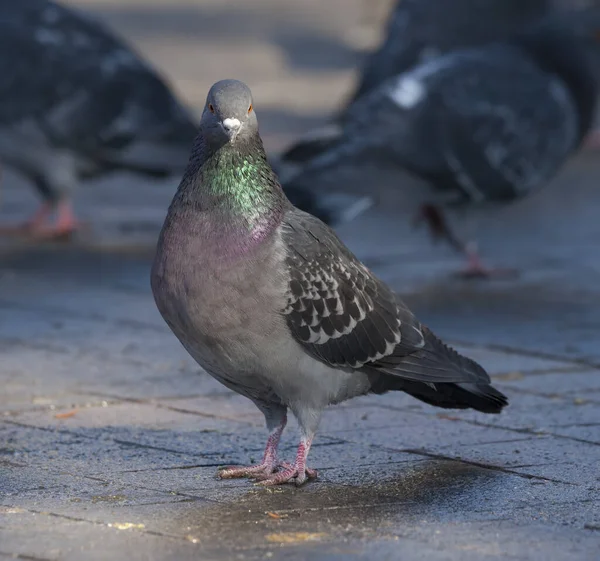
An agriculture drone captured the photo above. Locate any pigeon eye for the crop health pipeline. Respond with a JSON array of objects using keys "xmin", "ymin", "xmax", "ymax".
[
  {"xmin": 248, "ymin": 104, "xmax": 253, "ymax": 114},
  {"xmin": 208, "ymin": 103, "xmax": 215, "ymax": 114}
]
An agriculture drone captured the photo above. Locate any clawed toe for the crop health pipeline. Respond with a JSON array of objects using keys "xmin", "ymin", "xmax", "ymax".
[
  {"xmin": 217, "ymin": 463, "xmax": 276, "ymax": 479},
  {"xmin": 254, "ymin": 464, "xmax": 318, "ymax": 486}
]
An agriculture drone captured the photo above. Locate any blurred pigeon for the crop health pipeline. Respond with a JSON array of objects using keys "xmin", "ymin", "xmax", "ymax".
[
  {"xmin": 151, "ymin": 79, "xmax": 508, "ymax": 486},
  {"xmin": 0, "ymin": 0, "xmax": 198, "ymax": 239},
  {"xmin": 282, "ymin": 0, "xmax": 600, "ymax": 166},
  {"xmin": 281, "ymin": 11, "xmax": 600, "ymax": 277},
  {"xmin": 282, "ymin": 183, "xmax": 373, "ymax": 226}
]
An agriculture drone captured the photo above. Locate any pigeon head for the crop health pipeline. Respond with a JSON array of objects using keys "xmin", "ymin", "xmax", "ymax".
[{"xmin": 200, "ymin": 80, "xmax": 258, "ymax": 147}]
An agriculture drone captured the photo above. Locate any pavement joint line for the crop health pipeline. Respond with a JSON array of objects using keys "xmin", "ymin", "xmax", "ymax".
[
  {"xmin": 371, "ymin": 404, "xmax": 600, "ymax": 446},
  {"xmin": 156, "ymin": 403, "xmax": 263, "ymax": 425},
  {"xmin": 9, "ymin": 464, "xmax": 224, "ymax": 506},
  {"xmin": 0, "ymin": 551, "xmax": 56, "ymax": 561},
  {"xmin": 0, "ymin": 338, "xmax": 71, "ymax": 355},
  {"xmin": 0, "ymin": 458, "xmax": 27, "ymax": 468},
  {"xmin": 491, "ymin": 365, "xmax": 592, "ymax": 377},
  {"xmin": 390, "ymin": 448, "xmax": 578, "ymax": 485},
  {"xmin": 315, "ymin": 433, "xmax": 583, "ymax": 484},
  {"xmin": 1, "ymin": 507, "xmax": 193, "ymax": 542},
  {"xmin": 448, "ymin": 339, "xmax": 600, "ymax": 370},
  {"xmin": 0, "ymin": 299, "xmax": 168, "ymax": 334},
  {"xmin": 119, "ymin": 462, "xmax": 243, "ymax": 473},
  {"xmin": 546, "ymin": 422, "xmax": 600, "ymax": 428},
  {"xmin": 2, "ymin": 419, "xmax": 347, "ymax": 461},
  {"xmin": 74, "ymin": 390, "xmax": 213, "ymax": 402},
  {"xmin": 444, "ymin": 420, "xmax": 600, "ymax": 447},
  {"xmin": 2, "ymin": 486, "xmax": 64, "ymax": 497},
  {"xmin": 2, "ymin": 398, "xmax": 124, "ymax": 418},
  {"xmin": 1, "ymin": 419, "xmax": 218, "ymax": 457},
  {"xmin": 0, "ymin": 337, "xmax": 159, "ymax": 369},
  {"xmin": 494, "ymin": 385, "xmax": 600, "ymax": 404}
]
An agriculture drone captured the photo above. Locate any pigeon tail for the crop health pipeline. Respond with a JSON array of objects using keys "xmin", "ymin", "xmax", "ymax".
[
  {"xmin": 370, "ymin": 325, "xmax": 508, "ymax": 413},
  {"xmin": 373, "ymin": 377, "xmax": 508, "ymax": 413},
  {"xmin": 372, "ymin": 325, "xmax": 490, "ymax": 385}
]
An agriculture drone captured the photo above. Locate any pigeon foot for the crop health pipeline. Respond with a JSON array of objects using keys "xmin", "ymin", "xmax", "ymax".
[
  {"xmin": 254, "ymin": 461, "xmax": 317, "ymax": 486},
  {"xmin": 454, "ymin": 244, "xmax": 518, "ymax": 280},
  {"xmin": 254, "ymin": 438, "xmax": 317, "ymax": 486},
  {"xmin": 0, "ymin": 200, "xmax": 83, "ymax": 241},
  {"xmin": 218, "ymin": 420, "xmax": 286, "ymax": 480}
]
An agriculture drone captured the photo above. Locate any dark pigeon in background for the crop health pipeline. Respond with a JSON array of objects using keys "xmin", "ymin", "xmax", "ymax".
[
  {"xmin": 281, "ymin": 0, "xmax": 600, "ymax": 166},
  {"xmin": 151, "ymin": 79, "xmax": 507, "ymax": 487},
  {"xmin": 0, "ymin": 0, "xmax": 198, "ymax": 239},
  {"xmin": 280, "ymin": 9, "xmax": 600, "ymax": 277}
]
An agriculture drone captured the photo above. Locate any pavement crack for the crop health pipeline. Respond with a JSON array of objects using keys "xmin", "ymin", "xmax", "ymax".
[
  {"xmin": 0, "ymin": 551, "xmax": 56, "ymax": 561},
  {"xmin": 396, "ymin": 448, "xmax": 577, "ymax": 485},
  {"xmin": 449, "ymin": 339, "xmax": 600, "ymax": 371},
  {"xmin": 120, "ymin": 462, "xmax": 227, "ymax": 473},
  {"xmin": 6, "ymin": 507, "xmax": 192, "ymax": 542}
]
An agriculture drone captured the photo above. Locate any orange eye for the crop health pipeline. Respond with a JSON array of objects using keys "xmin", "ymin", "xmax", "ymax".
[
  {"xmin": 248, "ymin": 104, "xmax": 253, "ymax": 114},
  {"xmin": 208, "ymin": 103, "xmax": 215, "ymax": 114}
]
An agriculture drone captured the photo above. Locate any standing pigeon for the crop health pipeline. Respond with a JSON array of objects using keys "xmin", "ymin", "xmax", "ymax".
[
  {"xmin": 0, "ymin": 0, "xmax": 198, "ymax": 239},
  {"xmin": 281, "ymin": 12, "xmax": 600, "ymax": 276},
  {"xmin": 281, "ymin": 0, "xmax": 600, "ymax": 165},
  {"xmin": 151, "ymin": 79, "xmax": 507, "ymax": 486}
]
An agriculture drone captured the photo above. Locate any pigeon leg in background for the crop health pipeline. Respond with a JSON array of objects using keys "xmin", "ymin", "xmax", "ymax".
[
  {"xmin": 218, "ymin": 406, "xmax": 288, "ymax": 480},
  {"xmin": 416, "ymin": 204, "xmax": 516, "ymax": 279},
  {"xmin": 582, "ymin": 128, "xmax": 600, "ymax": 150},
  {"xmin": 0, "ymin": 199, "xmax": 80, "ymax": 240},
  {"xmin": 458, "ymin": 242, "xmax": 517, "ymax": 279},
  {"xmin": 0, "ymin": 173, "xmax": 81, "ymax": 239}
]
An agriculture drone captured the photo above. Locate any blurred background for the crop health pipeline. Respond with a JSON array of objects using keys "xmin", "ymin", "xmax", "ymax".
[
  {"xmin": 0, "ymin": 0, "xmax": 392, "ymax": 246},
  {"xmin": 0, "ymin": 0, "xmax": 599, "ymax": 356}
]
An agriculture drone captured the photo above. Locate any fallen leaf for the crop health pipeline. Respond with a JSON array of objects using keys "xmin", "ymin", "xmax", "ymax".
[
  {"xmin": 266, "ymin": 511, "xmax": 286, "ymax": 519},
  {"xmin": 266, "ymin": 532, "xmax": 327, "ymax": 544},
  {"xmin": 54, "ymin": 409, "xmax": 79, "ymax": 419}
]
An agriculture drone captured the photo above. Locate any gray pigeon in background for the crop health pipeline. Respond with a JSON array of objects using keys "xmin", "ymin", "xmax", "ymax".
[
  {"xmin": 281, "ymin": 10, "xmax": 600, "ymax": 277},
  {"xmin": 0, "ymin": 0, "xmax": 198, "ymax": 239},
  {"xmin": 151, "ymin": 79, "xmax": 507, "ymax": 487},
  {"xmin": 281, "ymin": 0, "xmax": 600, "ymax": 166}
]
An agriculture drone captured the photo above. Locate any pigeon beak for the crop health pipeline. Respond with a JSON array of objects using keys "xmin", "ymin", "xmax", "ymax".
[{"xmin": 221, "ymin": 118, "xmax": 242, "ymax": 139}]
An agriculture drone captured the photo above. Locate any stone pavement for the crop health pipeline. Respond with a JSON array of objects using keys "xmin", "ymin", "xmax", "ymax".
[
  {"xmin": 2, "ymin": 0, "xmax": 600, "ymax": 559},
  {"xmin": 2, "ymin": 158, "xmax": 600, "ymax": 561}
]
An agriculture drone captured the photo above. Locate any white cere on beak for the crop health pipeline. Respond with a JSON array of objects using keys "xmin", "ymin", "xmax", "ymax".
[{"xmin": 222, "ymin": 118, "xmax": 241, "ymax": 131}]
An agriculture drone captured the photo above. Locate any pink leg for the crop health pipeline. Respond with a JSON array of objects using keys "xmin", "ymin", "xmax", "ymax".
[
  {"xmin": 0, "ymin": 202, "xmax": 53, "ymax": 235},
  {"xmin": 0, "ymin": 200, "xmax": 81, "ymax": 240},
  {"xmin": 582, "ymin": 129, "xmax": 600, "ymax": 151},
  {"xmin": 454, "ymin": 243, "xmax": 518, "ymax": 280},
  {"xmin": 218, "ymin": 416, "xmax": 286, "ymax": 479},
  {"xmin": 28, "ymin": 200, "xmax": 81, "ymax": 240},
  {"xmin": 255, "ymin": 437, "xmax": 318, "ymax": 487}
]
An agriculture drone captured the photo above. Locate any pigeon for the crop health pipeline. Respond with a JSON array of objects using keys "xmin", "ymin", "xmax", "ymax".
[
  {"xmin": 281, "ymin": 0, "xmax": 600, "ymax": 166},
  {"xmin": 151, "ymin": 79, "xmax": 508, "ymax": 487},
  {"xmin": 0, "ymin": 0, "xmax": 198, "ymax": 239},
  {"xmin": 280, "ymin": 11, "xmax": 600, "ymax": 277}
]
